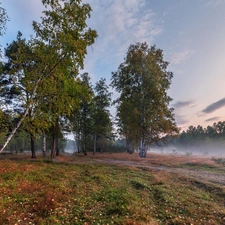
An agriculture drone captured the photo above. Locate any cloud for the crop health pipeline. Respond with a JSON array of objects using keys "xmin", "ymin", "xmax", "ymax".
[
  {"xmin": 175, "ymin": 114, "xmax": 189, "ymax": 125},
  {"xmin": 172, "ymin": 100, "xmax": 195, "ymax": 126},
  {"xmin": 172, "ymin": 100, "xmax": 195, "ymax": 109},
  {"xmin": 202, "ymin": 97, "xmax": 225, "ymax": 114},
  {"xmin": 170, "ymin": 50, "xmax": 196, "ymax": 65},
  {"xmin": 83, "ymin": 0, "xmax": 163, "ymax": 79},
  {"xmin": 172, "ymin": 100, "xmax": 197, "ymax": 127},
  {"xmin": 205, "ymin": 117, "xmax": 220, "ymax": 122},
  {"xmin": 206, "ymin": 0, "xmax": 224, "ymax": 7}
]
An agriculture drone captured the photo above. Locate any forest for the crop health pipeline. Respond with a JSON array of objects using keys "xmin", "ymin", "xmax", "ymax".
[
  {"xmin": 0, "ymin": 0, "xmax": 224, "ymax": 158},
  {"xmin": 172, "ymin": 121, "xmax": 225, "ymax": 156},
  {"xmin": 0, "ymin": 0, "xmax": 180, "ymax": 158}
]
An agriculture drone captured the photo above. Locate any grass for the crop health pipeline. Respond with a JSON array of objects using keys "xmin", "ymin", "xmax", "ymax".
[
  {"xmin": 211, "ymin": 157, "xmax": 225, "ymax": 165},
  {"xmin": 178, "ymin": 161, "xmax": 225, "ymax": 176},
  {"xmin": 0, "ymin": 153, "xmax": 225, "ymax": 224}
]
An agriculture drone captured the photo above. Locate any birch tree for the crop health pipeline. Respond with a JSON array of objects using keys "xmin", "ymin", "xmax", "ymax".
[
  {"xmin": 0, "ymin": 0, "xmax": 97, "ymax": 154},
  {"xmin": 111, "ymin": 42, "xmax": 178, "ymax": 158}
]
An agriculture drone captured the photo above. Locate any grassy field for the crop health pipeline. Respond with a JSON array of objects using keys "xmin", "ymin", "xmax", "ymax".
[{"xmin": 0, "ymin": 153, "xmax": 225, "ymax": 225}]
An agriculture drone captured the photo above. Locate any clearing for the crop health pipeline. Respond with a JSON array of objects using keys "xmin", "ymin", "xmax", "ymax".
[{"xmin": 0, "ymin": 152, "xmax": 225, "ymax": 225}]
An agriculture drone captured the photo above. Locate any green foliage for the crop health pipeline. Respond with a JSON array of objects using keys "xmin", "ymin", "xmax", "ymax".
[
  {"xmin": 0, "ymin": 0, "xmax": 97, "ymax": 154},
  {"xmin": 69, "ymin": 73, "xmax": 94, "ymax": 154},
  {"xmin": 103, "ymin": 142, "xmax": 127, "ymax": 153},
  {"xmin": 176, "ymin": 121, "xmax": 225, "ymax": 152},
  {"xmin": 0, "ymin": 109, "xmax": 10, "ymax": 144},
  {"xmin": 70, "ymin": 74, "xmax": 113, "ymax": 155},
  {"xmin": 0, "ymin": 127, "xmax": 66, "ymax": 154},
  {"xmin": 111, "ymin": 42, "xmax": 178, "ymax": 157},
  {"xmin": 92, "ymin": 78, "xmax": 113, "ymax": 153}
]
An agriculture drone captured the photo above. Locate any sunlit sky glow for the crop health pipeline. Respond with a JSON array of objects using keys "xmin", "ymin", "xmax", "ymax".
[{"xmin": 1, "ymin": 0, "xmax": 225, "ymax": 131}]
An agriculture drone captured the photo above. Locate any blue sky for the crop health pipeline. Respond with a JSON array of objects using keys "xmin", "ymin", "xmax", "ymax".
[{"xmin": 1, "ymin": 0, "xmax": 225, "ymax": 130}]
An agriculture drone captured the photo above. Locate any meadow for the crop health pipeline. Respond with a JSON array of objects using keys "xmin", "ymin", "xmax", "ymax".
[{"xmin": 0, "ymin": 152, "xmax": 225, "ymax": 225}]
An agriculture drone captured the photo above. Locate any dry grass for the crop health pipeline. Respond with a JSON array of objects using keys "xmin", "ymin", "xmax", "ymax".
[
  {"xmin": 58, "ymin": 152, "xmax": 217, "ymax": 167},
  {"xmin": 0, "ymin": 152, "xmax": 225, "ymax": 224}
]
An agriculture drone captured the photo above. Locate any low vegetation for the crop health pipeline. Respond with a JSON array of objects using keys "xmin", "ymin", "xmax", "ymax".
[
  {"xmin": 0, "ymin": 153, "xmax": 225, "ymax": 224},
  {"xmin": 211, "ymin": 157, "xmax": 225, "ymax": 165}
]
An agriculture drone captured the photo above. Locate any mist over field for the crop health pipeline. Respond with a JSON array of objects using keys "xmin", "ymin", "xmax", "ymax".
[
  {"xmin": 149, "ymin": 143, "xmax": 225, "ymax": 157},
  {"xmin": 63, "ymin": 137, "xmax": 225, "ymax": 158}
]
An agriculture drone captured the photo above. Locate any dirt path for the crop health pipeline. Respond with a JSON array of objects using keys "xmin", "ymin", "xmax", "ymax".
[
  {"xmin": 93, "ymin": 158, "xmax": 225, "ymax": 186},
  {"xmin": 2, "ymin": 152, "xmax": 225, "ymax": 187},
  {"xmin": 163, "ymin": 166, "xmax": 225, "ymax": 186}
]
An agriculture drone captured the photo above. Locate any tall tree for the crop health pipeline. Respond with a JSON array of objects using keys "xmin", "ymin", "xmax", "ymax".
[
  {"xmin": 69, "ymin": 76, "xmax": 113, "ymax": 155},
  {"xmin": 92, "ymin": 78, "xmax": 112, "ymax": 155},
  {"xmin": 70, "ymin": 73, "xmax": 94, "ymax": 155},
  {"xmin": 111, "ymin": 42, "xmax": 178, "ymax": 158},
  {"xmin": 0, "ymin": 0, "xmax": 97, "ymax": 153},
  {"xmin": 0, "ymin": 33, "xmax": 43, "ymax": 155}
]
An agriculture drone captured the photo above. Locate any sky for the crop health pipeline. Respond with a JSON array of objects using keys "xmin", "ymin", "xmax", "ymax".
[{"xmin": 1, "ymin": 0, "xmax": 225, "ymax": 131}]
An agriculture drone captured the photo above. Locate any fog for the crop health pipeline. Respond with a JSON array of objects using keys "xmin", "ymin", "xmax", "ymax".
[
  {"xmin": 63, "ymin": 137, "xmax": 225, "ymax": 158},
  {"xmin": 148, "ymin": 143, "xmax": 225, "ymax": 157},
  {"xmin": 64, "ymin": 139, "xmax": 77, "ymax": 153}
]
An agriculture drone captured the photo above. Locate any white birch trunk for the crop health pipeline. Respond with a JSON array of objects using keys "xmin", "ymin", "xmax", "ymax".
[
  {"xmin": 0, "ymin": 75, "xmax": 43, "ymax": 153},
  {"xmin": 0, "ymin": 107, "xmax": 29, "ymax": 153},
  {"xmin": 42, "ymin": 132, "xmax": 46, "ymax": 157},
  {"xmin": 0, "ymin": 56, "xmax": 65, "ymax": 153},
  {"xmin": 139, "ymin": 136, "xmax": 146, "ymax": 158}
]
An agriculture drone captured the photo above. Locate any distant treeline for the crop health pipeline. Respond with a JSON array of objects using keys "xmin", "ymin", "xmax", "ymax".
[
  {"xmin": 179, "ymin": 121, "xmax": 225, "ymax": 146},
  {"xmin": 153, "ymin": 121, "xmax": 225, "ymax": 155}
]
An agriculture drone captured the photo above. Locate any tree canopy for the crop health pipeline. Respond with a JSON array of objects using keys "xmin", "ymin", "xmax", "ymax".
[
  {"xmin": 0, "ymin": 0, "xmax": 97, "ymax": 155},
  {"xmin": 0, "ymin": 2, "xmax": 182, "ymax": 158},
  {"xmin": 69, "ymin": 74, "xmax": 113, "ymax": 155},
  {"xmin": 111, "ymin": 42, "xmax": 179, "ymax": 157}
]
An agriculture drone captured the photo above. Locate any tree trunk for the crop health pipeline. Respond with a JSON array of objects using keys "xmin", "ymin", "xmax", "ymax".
[
  {"xmin": 139, "ymin": 136, "xmax": 146, "ymax": 158},
  {"xmin": 76, "ymin": 137, "xmax": 80, "ymax": 153},
  {"xmin": 74, "ymin": 132, "xmax": 81, "ymax": 153},
  {"xmin": 30, "ymin": 134, "xmax": 36, "ymax": 159},
  {"xmin": 82, "ymin": 137, "xmax": 87, "ymax": 156},
  {"xmin": 83, "ymin": 147, "xmax": 87, "ymax": 155},
  {"xmin": 0, "ymin": 75, "xmax": 44, "ymax": 153},
  {"xmin": 51, "ymin": 132, "xmax": 56, "ymax": 158},
  {"xmin": 0, "ymin": 108, "xmax": 29, "ymax": 153},
  {"xmin": 126, "ymin": 139, "xmax": 133, "ymax": 154},
  {"xmin": 93, "ymin": 131, "xmax": 97, "ymax": 155},
  {"xmin": 42, "ymin": 132, "xmax": 46, "ymax": 157},
  {"xmin": 56, "ymin": 137, "xmax": 60, "ymax": 156}
]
